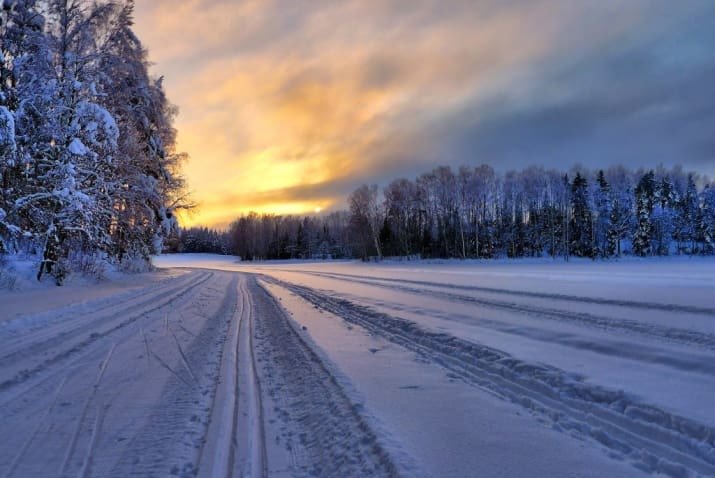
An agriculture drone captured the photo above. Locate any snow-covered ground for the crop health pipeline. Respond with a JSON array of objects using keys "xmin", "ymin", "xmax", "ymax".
[{"xmin": 1, "ymin": 254, "xmax": 714, "ymax": 477}]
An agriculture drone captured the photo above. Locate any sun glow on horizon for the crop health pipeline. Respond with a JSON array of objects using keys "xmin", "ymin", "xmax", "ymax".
[
  {"xmin": 134, "ymin": 1, "xmax": 715, "ymax": 230},
  {"xmin": 177, "ymin": 199, "xmax": 337, "ymax": 230}
]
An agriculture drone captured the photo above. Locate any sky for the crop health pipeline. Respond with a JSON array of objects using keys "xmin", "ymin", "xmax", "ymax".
[{"xmin": 133, "ymin": 0, "xmax": 715, "ymax": 228}]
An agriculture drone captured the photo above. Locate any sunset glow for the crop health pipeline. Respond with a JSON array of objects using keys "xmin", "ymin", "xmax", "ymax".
[
  {"xmin": 1, "ymin": 3, "xmax": 715, "ymax": 474},
  {"xmin": 134, "ymin": 1, "xmax": 715, "ymax": 228}
]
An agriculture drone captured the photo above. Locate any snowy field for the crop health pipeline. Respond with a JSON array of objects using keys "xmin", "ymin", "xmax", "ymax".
[{"xmin": 1, "ymin": 254, "xmax": 714, "ymax": 477}]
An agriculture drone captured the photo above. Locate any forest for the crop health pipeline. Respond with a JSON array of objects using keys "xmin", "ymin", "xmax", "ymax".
[
  {"xmin": 2, "ymin": 2, "xmax": 713, "ymax": 275},
  {"xmin": 0, "ymin": 0, "xmax": 187, "ymax": 284},
  {"xmin": 176, "ymin": 164, "xmax": 715, "ymax": 261}
]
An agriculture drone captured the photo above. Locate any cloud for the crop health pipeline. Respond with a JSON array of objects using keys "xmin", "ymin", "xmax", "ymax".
[{"xmin": 134, "ymin": 0, "xmax": 715, "ymax": 227}]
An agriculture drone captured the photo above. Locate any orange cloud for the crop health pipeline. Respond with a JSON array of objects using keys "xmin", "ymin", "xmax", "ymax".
[{"xmin": 133, "ymin": 0, "xmax": 660, "ymax": 228}]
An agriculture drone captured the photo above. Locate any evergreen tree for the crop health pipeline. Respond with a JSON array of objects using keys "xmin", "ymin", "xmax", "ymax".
[
  {"xmin": 593, "ymin": 170, "xmax": 611, "ymax": 257},
  {"xmin": 633, "ymin": 171, "xmax": 656, "ymax": 256},
  {"xmin": 569, "ymin": 173, "xmax": 593, "ymax": 257},
  {"xmin": 699, "ymin": 186, "xmax": 715, "ymax": 254},
  {"xmin": 674, "ymin": 175, "xmax": 699, "ymax": 253},
  {"xmin": 651, "ymin": 176, "xmax": 676, "ymax": 255},
  {"xmin": 606, "ymin": 191, "xmax": 630, "ymax": 257}
]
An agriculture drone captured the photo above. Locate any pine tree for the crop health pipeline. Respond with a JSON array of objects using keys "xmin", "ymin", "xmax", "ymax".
[
  {"xmin": 606, "ymin": 193, "xmax": 630, "ymax": 257},
  {"xmin": 675, "ymin": 175, "xmax": 699, "ymax": 254},
  {"xmin": 651, "ymin": 176, "xmax": 676, "ymax": 255},
  {"xmin": 593, "ymin": 170, "xmax": 611, "ymax": 257},
  {"xmin": 569, "ymin": 173, "xmax": 593, "ymax": 257},
  {"xmin": 633, "ymin": 171, "xmax": 656, "ymax": 256},
  {"xmin": 699, "ymin": 186, "xmax": 715, "ymax": 254}
]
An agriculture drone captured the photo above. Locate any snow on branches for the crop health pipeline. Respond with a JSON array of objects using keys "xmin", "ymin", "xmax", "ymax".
[
  {"xmin": 0, "ymin": 0, "xmax": 190, "ymax": 284},
  {"xmin": 0, "ymin": 106, "xmax": 16, "ymax": 159}
]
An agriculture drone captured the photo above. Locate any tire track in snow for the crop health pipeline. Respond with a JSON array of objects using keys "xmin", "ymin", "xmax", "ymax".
[
  {"xmin": 297, "ymin": 270, "xmax": 715, "ymax": 316},
  {"xmin": 297, "ymin": 271, "xmax": 715, "ymax": 350},
  {"xmin": 250, "ymin": 276, "xmax": 399, "ymax": 477},
  {"xmin": 265, "ymin": 277, "xmax": 715, "ymax": 478},
  {"xmin": 0, "ymin": 270, "xmax": 188, "ymax": 328}
]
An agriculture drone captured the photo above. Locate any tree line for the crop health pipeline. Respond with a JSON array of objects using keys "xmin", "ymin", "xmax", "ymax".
[
  {"xmin": 172, "ymin": 212, "xmax": 353, "ymax": 260},
  {"xmin": 350, "ymin": 164, "xmax": 714, "ymax": 260},
  {"xmin": 175, "ymin": 163, "xmax": 714, "ymax": 261},
  {"xmin": 0, "ymin": 1, "xmax": 188, "ymax": 284}
]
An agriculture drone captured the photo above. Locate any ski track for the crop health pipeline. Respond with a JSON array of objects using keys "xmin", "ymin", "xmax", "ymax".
[
  {"xmin": 261, "ymin": 275, "xmax": 715, "ymax": 478},
  {"xmin": 196, "ymin": 275, "xmax": 267, "ymax": 478},
  {"xmin": 0, "ymin": 269, "xmax": 401, "ymax": 477},
  {"xmin": 1, "ymin": 377, "xmax": 67, "ymax": 478},
  {"xmin": 59, "ymin": 344, "xmax": 116, "ymax": 476},
  {"xmin": 0, "ymin": 270, "xmax": 212, "ymax": 383},
  {"xmin": 0, "ymin": 273, "xmax": 227, "ymax": 476},
  {"xmin": 4, "ymin": 262, "xmax": 712, "ymax": 477},
  {"xmin": 241, "ymin": 278, "xmax": 269, "ymax": 477},
  {"xmin": 294, "ymin": 270, "xmax": 715, "ymax": 350},
  {"xmin": 0, "ymin": 271, "xmax": 227, "ymax": 476},
  {"xmin": 109, "ymin": 273, "xmax": 240, "ymax": 477},
  {"xmin": 0, "ymin": 270, "xmax": 213, "ymax": 405}
]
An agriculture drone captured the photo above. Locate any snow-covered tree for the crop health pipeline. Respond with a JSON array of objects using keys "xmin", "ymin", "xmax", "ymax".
[
  {"xmin": 674, "ymin": 175, "xmax": 699, "ymax": 254},
  {"xmin": 606, "ymin": 191, "xmax": 630, "ymax": 257},
  {"xmin": 0, "ymin": 0, "xmax": 189, "ymax": 283},
  {"xmin": 651, "ymin": 176, "xmax": 676, "ymax": 256},
  {"xmin": 0, "ymin": 106, "xmax": 16, "ymax": 251},
  {"xmin": 699, "ymin": 186, "xmax": 715, "ymax": 254},
  {"xmin": 593, "ymin": 170, "xmax": 611, "ymax": 257},
  {"xmin": 633, "ymin": 171, "xmax": 656, "ymax": 257}
]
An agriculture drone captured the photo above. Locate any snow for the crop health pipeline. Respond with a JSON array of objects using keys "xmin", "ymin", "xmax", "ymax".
[
  {"xmin": 72, "ymin": 102, "xmax": 120, "ymax": 149},
  {"xmin": 261, "ymin": 279, "xmax": 638, "ymax": 477},
  {"xmin": 0, "ymin": 267, "xmax": 181, "ymax": 321},
  {"xmin": 1, "ymin": 254, "xmax": 713, "ymax": 476},
  {"xmin": 68, "ymin": 137, "xmax": 88, "ymax": 156},
  {"xmin": 0, "ymin": 105, "xmax": 16, "ymax": 156},
  {"xmin": 158, "ymin": 254, "xmax": 715, "ymax": 475}
]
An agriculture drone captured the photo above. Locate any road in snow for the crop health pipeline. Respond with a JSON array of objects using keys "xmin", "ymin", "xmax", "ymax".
[{"xmin": 0, "ymin": 254, "xmax": 713, "ymax": 477}]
